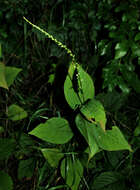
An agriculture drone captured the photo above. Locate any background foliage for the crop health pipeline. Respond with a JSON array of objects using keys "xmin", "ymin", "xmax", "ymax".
[{"xmin": 0, "ymin": 0, "xmax": 140, "ymax": 189}]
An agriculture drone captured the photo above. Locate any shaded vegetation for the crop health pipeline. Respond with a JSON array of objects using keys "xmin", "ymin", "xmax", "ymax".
[{"xmin": 0, "ymin": 0, "xmax": 140, "ymax": 189}]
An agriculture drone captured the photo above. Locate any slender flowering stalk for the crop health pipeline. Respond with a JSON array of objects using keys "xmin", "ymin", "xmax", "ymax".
[{"xmin": 23, "ymin": 17, "xmax": 77, "ymax": 64}]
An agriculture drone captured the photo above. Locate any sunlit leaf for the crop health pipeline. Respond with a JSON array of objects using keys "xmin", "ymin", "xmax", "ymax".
[
  {"xmin": 75, "ymin": 114, "xmax": 100, "ymax": 159},
  {"xmin": 29, "ymin": 117, "xmax": 73, "ymax": 144},
  {"xmin": 75, "ymin": 114, "xmax": 132, "ymax": 152}
]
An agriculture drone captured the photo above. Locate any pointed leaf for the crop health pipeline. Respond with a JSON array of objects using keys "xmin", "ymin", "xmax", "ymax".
[
  {"xmin": 41, "ymin": 148, "xmax": 64, "ymax": 167},
  {"xmin": 75, "ymin": 114, "xmax": 100, "ymax": 159},
  {"xmin": 29, "ymin": 117, "xmax": 73, "ymax": 144},
  {"xmin": 8, "ymin": 104, "xmax": 28, "ymax": 121},
  {"xmin": 61, "ymin": 157, "xmax": 83, "ymax": 190},
  {"xmin": 5, "ymin": 66, "xmax": 22, "ymax": 87},
  {"xmin": 94, "ymin": 126, "xmax": 132, "ymax": 151},
  {"xmin": 75, "ymin": 114, "xmax": 132, "ymax": 151},
  {"xmin": 64, "ymin": 63, "xmax": 95, "ymax": 109}
]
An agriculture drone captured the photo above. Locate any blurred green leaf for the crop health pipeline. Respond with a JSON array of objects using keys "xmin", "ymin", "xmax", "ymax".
[
  {"xmin": 8, "ymin": 104, "xmax": 28, "ymax": 121},
  {"xmin": 93, "ymin": 172, "xmax": 125, "ymax": 190},
  {"xmin": 135, "ymin": 33, "xmax": 140, "ymax": 41},
  {"xmin": 0, "ymin": 138, "xmax": 16, "ymax": 160},
  {"xmin": 18, "ymin": 158, "xmax": 35, "ymax": 180},
  {"xmin": 0, "ymin": 171, "xmax": 13, "ymax": 190},
  {"xmin": 0, "ymin": 62, "xmax": 8, "ymax": 89}
]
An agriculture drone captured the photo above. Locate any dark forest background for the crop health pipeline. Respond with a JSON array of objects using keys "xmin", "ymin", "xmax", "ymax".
[{"xmin": 0, "ymin": 0, "xmax": 140, "ymax": 189}]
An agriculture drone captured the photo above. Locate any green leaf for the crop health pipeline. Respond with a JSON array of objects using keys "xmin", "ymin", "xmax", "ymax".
[
  {"xmin": 0, "ymin": 126, "xmax": 4, "ymax": 134},
  {"xmin": 8, "ymin": 104, "xmax": 28, "ymax": 121},
  {"xmin": 96, "ymin": 90, "xmax": 127, "ymax": 112},
  {"xmin": 5, "ymin": 66, "xmax": 22, "ymax": 87},
  {"xmin": 75, "ymin": 114, "xmax": 132, "ymax": 151},
  {"xmin": 29, "ymin": 117, "xmax": 73, "ymax": 144},
  {"xmin": 0, "ymin": 138, "xmax": 16, "ymax": 160},
  {"xmin": 75, "ymin": 114, "xmax": 100, "ymax": 159},
  {"xmin": 93, "ymin": 172, "xmax": 125, "ymax": 190},
  {"xmin": 64, "ymin": 63, "xmax": 95, "ymax": 109},
  {"xmin": 115, "ymin": 42, "xmax": 128, "ymax": 59},
  {"xmin": 18, "ymin": 158, "xmax": 35, "ymax": 180},
  {"xmin": 0, "ymin": 62, "xmax": 8, "ymax": 89},
  {"xmin": 120, "ymin": 65, "xmax": 140, "ymax": 93},
  {"xmin": 80, "ymin": 98, "xmax": 106, "ymax": 131},
  {"xmin": 61, "ymin": 157, "xmax": 83, "ymax": 190},
  {"xmin": 134, "ymin": 121, "xmax": 140, "ymax": 136},
  {"xmin": 135, "ymin": 33, "xmax": 140, "ymax": 41},
  {"xmin": 115, "ymin": 49, "xmax": 127, "ymax": 59},
  {"xmin": 41, "ymin": 148, "xmax": 64, "ymax": 167},
  {"xmin": 93, "ymin": 126, "xmax": 132, "ymax": 151},
  {"xmin": 0, "ymin": 171, "xmax": 13, "ymax": 190}
]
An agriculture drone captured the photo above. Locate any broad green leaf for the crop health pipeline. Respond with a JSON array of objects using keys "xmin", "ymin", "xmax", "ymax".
[
  {"xmin": 61, "ymin": 157, "xmax": 83, "ymax": 190},
  {"xmin": 0, "ymin": 138, "xmax": 16, "ymax": 160},
  {"xmin": 0, "ymin": 171, "xmax": 13, "ymax": 190},
  {"xmin": 29, "ymin": 117, "xmax": 73, "ymax": 144},
  {"xmin": 75, "ymin": 114, "xmax": 132, "ymax": 151},
  {"xmin": 64, "ymin": 63, "xmax": 95, "ymax": 109},
  {"xmin": 41, "ymin": 148, "xmax": 64, "ymax": 167},
  {"xmin": 8, "ymin": 104, "xmax": 28, "ymax": 121},
  {"xmin": 80, "ymin": 98, "xmax": 106, "ymax": 131},
  {"xmin": 75, "ymin": 114, "xmax": 100, "ymax": 159},
  {"xmin": 0, "ymin": 62, "xmax": 8, "ymax": 89},
  {"xmin": 18, "ymin": 158, "xmax": 35, "ymax": 180},
  {"xmin": 5, "ymin": 66, "xmax": 22, "ymax": 87},
  {"xmin": 93, "ymin": 172, "xmax": 125, "ymax": 190},
  {"xmin": 93, "ymin": 126, "xmax": 132, "ymax": 151}
]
